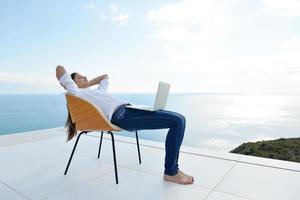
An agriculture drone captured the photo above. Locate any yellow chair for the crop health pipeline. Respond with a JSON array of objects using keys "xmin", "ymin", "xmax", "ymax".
[{"xmin": 63, "ymin": 93, "xmax": 142, "ymax": 184}]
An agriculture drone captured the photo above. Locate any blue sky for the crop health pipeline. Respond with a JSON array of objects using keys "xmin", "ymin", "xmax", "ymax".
[{"xmin": 1, "ymin": 0, "xmax": 300, "ymax": 94}]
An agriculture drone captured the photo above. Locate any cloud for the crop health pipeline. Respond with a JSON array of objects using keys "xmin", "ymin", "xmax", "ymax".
[
  {"xmin": 275, "ymin": 37, "xmax": 300, "ymax": 51},
  {"xmin": 146, "ymin": 0, "xmax": 237, "ymax": 69},
  {"xmin": 109, "ymin": 3, "xmax": 130, "ymax": 24},
  {"xmin": 85, "ymin": 2, "xmax": 97, "ymax": 11},
  {"xmin": 0, "ymin": 71, "xmax": 56, "ymax": 84},
  {"xmin": 85, "ymin": 2, "xmax": 130, "ymax": 25},
  {"xmin": 85, "ymin": 2, "xmax": 107, "ymax": 20},
  {"xmin": 262, "ymin": 0, "xmax": 300, "ymax": 16},
  {"xmin": 0, "ymin": 71, "xmax": 60, "ymax": 93},
  {"xmin": 145, "ymin": 0, "xmax": 300, "ymax": 94},
  {"xmin": 146, "ymin": 0, "xmax": 226, "ymax": 45}
]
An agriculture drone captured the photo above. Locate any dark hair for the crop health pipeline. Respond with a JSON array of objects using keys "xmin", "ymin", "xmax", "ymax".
[
  {"xmin": 70, "ymin": 72, "xmax": 78, "ymax": 81},
  {"xmin": 65, "ymin": 110, "xmax": 77, "ymax": 142},
  {"xmin": 65, "ymin": 72, "xmax": 78, "ymax": 142}
]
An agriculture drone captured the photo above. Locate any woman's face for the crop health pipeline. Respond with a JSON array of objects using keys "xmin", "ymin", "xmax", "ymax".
[{"xmin": 74, "ymin": 73, "xmax": 89, "ymax": 88}]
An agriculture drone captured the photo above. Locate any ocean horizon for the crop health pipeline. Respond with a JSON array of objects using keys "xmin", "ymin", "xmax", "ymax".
[{"xmin": 1, "ymin": 93, "xmax": 300, "ymax": 152}]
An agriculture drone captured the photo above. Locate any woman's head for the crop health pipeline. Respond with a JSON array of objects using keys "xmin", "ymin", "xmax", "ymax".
[{"xmin": 71, "ymin": 72, "xmax": 89, "ymax": 88}]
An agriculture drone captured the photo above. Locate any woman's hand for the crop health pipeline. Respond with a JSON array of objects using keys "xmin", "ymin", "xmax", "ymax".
[{"xmin": 56, "ymin": 65, "xmax": 67, "ymax": 80}]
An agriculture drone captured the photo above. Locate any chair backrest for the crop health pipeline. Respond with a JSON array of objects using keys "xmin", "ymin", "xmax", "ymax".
[{"xmin": 65, "ymin": 93, "xmax": 122, "ymax": 131}]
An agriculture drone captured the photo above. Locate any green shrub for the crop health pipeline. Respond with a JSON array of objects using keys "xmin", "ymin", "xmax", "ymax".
[{"xmin": 230, "ymin": 138, "xmax": 300, "ymax": 163}]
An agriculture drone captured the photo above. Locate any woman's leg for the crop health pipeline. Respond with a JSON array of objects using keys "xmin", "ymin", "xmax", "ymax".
[{"xmin": 111, "ymin": 107, "xmax": 186, "ymax": 176}]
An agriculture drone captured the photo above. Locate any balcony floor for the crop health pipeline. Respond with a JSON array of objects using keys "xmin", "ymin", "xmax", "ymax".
[{"xmin": 0, "ymin": 127, "xmax": 299, "ymax": 200}]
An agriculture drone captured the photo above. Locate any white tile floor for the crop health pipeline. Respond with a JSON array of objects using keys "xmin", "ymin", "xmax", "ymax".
[{"xmin": 0, "ymin": 128, "xmax": 299, "ymax": 200}]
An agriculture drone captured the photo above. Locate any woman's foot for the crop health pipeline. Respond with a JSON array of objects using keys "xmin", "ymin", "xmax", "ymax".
[
  {"xmin": 178, "ymin": 170, "xmax": 194, "ymax": 181},
  {"xmin": 163, "ymin": 170, "xmax": 194, "ymax": 185}
]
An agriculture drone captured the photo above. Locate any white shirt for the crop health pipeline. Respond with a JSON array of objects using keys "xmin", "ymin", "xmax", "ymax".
[{"xmin": 59, "ymin": 72, "xmax": 130, "ymax": 121}]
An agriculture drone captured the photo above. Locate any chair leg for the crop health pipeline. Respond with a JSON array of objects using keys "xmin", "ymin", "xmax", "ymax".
[
  {"xmin": 108, "ymin": 131, "xmax": 119, "ymax": 184},
  {"xmin": 97, "ymin": 131, "xmax": 104, "ymax": 159},
  {"xmin": 135, "ymin": 131, "xmax": 142, "ymax": 164},
  {"xmin": 64, "ymin": 131, "xmax": 87, "ymax": 175}
]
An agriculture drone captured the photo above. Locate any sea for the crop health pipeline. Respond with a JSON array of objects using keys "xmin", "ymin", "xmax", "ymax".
[{"xmin": 1, "ymin": 93, "xmax": 300, "ymax": 152}]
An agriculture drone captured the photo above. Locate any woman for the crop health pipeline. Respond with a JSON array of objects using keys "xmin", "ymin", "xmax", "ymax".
[{"xmin": 56, "ymin": 65, "xmax": 194, "ymax": 185}]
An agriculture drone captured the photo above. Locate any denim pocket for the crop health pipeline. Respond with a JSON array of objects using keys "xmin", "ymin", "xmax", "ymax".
[{"xmin": 112, "ymin": 107, "xmax": 126, "ymax": 123}]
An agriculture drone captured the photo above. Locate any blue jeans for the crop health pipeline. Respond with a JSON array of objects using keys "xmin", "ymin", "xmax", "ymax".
[{"xmin": 110, "ymin": 104, "xmax": 186, "ymax": 176}]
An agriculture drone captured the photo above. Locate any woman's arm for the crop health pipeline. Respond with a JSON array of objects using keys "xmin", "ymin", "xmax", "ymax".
[
  {"xmin": 88, "ymin": 74, "xmax": 109, "ymax": 87},
  {"xmin": 56, "ymin": 65, "xmax": 67, "ymax": 80},
  {"xmin": 55, "ymin": 65, "xmax": 79, "ymax": 93},
  {"xmin": 56, "ymin": 65, "xmax": 67, "ymax": 89}
]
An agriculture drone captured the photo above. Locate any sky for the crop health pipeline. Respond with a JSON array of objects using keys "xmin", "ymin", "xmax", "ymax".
[{"xmin": 0, "ymin": 0, "xmax": 300, "ymax": 94}]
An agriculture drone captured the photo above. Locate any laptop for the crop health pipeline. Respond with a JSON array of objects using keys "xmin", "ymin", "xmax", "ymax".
[{"xmin": 125, "ymin": 81, "xmax": 171, "ymax": 111}]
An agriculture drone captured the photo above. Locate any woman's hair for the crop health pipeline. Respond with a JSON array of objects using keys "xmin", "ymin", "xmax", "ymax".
[
  {"xmin": 70, "ymin": 72, "xmax": 78, "ymax": 81},
  {"xmin": 65, "ymin": 72, "xmax": 78, "ymax": 142}
]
